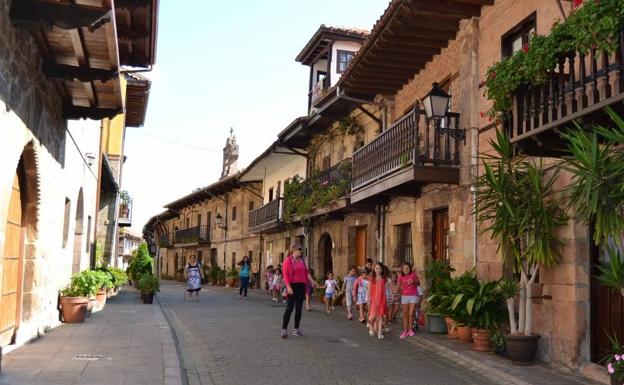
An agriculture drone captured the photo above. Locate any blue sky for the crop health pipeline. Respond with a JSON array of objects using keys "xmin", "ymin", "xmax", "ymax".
[{"xmin": 122, "ymin": 1, "xmax": 388, "ymax": 233}]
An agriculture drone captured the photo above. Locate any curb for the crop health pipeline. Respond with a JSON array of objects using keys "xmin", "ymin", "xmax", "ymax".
[{"xmin": 155, "ymin": 294, "xmax": 186, "ymax": 385}]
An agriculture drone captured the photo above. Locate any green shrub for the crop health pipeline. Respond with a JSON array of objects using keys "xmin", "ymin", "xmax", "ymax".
[
  {"xmin": 137, "ymin": 274, "xmax": 160, "ymax": 294},
  {"xmin": 93, "ymin": 268, "xmax": 114, "ymax": 290},
  {"xmin": 127, "ymin": 243, "xmax": 153, "ymax": 281},
  {"xmin": 61, "ymin": 270, "xmax": 100, "ymax": 297},
  {"xmin": 108, "ymin": 267, "xmax": 128, "ymax": 287}
]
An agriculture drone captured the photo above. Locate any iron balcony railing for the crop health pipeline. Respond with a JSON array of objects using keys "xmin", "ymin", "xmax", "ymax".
[
  {"xmin": 351, "ymin": 108, "xmax": 460, "ymax": 191},
  {"xmin": 507, "ymin": 28, "xmax": 624, "ymax": 147},
  {"xmin": 158, "ymin": 232, "xmax": 172, "ymax": 248},
  {"xmin": 174, "ymin": 225, "xmax": 210, "ymax": 245},
  {"xmin": 248, "ymin": 198, "xmax": 282, "ymax": 230},
  {"xmin": 314, "ymin": 159, "xmax": 352, "ymax": 195},
  {"xmin": 118, "ymin": 201, "xmax": 132, "ymax": 226}
]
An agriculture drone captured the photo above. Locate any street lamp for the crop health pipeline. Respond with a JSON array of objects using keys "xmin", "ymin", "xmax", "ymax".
[
  {"xmin": 85, "ymin": 152, "xmax": 95, "ymax": 167},
  {"xmin": 422, "ymin": 82, "xmax": 450, "ymax": 120},
  {"xmin": 422, "ymin": 82, "xmax": 465, "ymax": 142},
  {"xmin": 215, "ymin": 213, "xmax": 227, "ymax": 229}
]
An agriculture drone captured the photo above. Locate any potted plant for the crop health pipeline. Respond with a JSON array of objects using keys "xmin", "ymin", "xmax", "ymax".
[
  {"xmin": 424, "ymin": 259, "xmax": 455, "ymax": 334},
  {"xmin": 209, "ymin": 265, "xmax": 220, "ymax": 285},
  {"xmin": 93, "ymin": 270, "xmax": 113, "ymax": 310},
  {"xmin": 227, "ymin": 268, "xmax": 239, "ymax": 287},
  {"xmin": 476, "ymin": 129, "xmax": 567, "ymax": 364},
  {"xmin": 59, "ymin": 271, "xmax": 99, "ymax": 323},
  {"xmin": 137, "ymin": 274, "xmax": 160, "ymax": 304},
  {"xmin": 463, "ymin": 280, "xmax": 506, "ymax": 352},
  {"xmin": 109, "ymin": 267, "xmax": 128, "ymax": 294},
  {"xmin": 217, "ymin": 268, "xmax": 226, "ymax": 286},
  {"xmin": 447, "ymin": 269, "xmax": 480, "ymax": 343}
]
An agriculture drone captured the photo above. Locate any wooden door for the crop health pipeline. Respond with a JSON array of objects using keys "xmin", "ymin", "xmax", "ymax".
[
  {"xmin": 432, "ymin": 209, "xmax": 449, "ymax": 261},
  {"xmin": 1, "ymin": 173, "xmax": 24, "ymax": 347},
  {"xmin": 591, "ymin": 238, "xmax": 624, "ymax": 362},
  {"xmin": 355, "ymin": 227, "xmax": 367, "ymax": 267},
  {"xmin": 323, "ymin": 236, "xmax": 333, "ymax": 277}
]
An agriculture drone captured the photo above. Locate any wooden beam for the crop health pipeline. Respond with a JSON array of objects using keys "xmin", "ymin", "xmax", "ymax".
[
  {"xmin": 360, "ymin": 58, "xmax": 423, "ymax": 71},
  {"xmin": 68, "ymin": 28, "xmax": 97, "ymax": 107},
  {"xmin": 116, "ymin": 27, "xmax": 150, "ymax": 40},
  {"xmin": 10, "ymin": 0, "xmax": 110, "ymax": 30},
  {"xmin": 387, "ymin": 25, "xmax": 457, "ymax": 41},
  {"xmin": 373, "ymin": 39, "xmax": 441, "ymax": 56},
  {"xmin": 402, "ymin": 1, "xmax": 483, "ymax": 20},
  {"xmin": 63, "ymin": 105, "xmax": 121, "ymax": 120},
  {"xmin": 104, "ymin": 10, "xmax": 123, "ymax": 109},
  {"xmin": 42, "ymin": 61, "xmax": 118, "ymax": 82},
  {"xmin": 115, "ymin": 0, "xmax": 151, "ymax": 10}
]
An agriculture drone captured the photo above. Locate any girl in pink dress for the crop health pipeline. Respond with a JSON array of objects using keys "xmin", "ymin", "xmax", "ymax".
[
  {"xmin": 398, "ymin": 263, "xmax": 420, "ymax": 339},
  {"xmin": 367, "ymin": 262, "xmax": 388, "ymax": 340}
]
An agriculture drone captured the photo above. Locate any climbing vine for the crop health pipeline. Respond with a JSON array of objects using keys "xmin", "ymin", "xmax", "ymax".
[
  {"xmin": 484, "ymin": 0, "xmax": 624, "ymax": 119},
  {"xmin": 307, "ymin": 116, "xmax": 363, "ymax": 162}
]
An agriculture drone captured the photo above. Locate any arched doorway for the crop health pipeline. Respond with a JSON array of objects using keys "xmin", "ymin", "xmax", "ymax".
[
  {"xmin": 1, "ymin": 143, "xmax": 38, "ymax": 347},
  {"xmin": 318, "ymin": 233, "xmax": 333, "ymax": 278},
  {"xmin": 72, "ymin": 189, "xmax": 84, "ymax": 273}
]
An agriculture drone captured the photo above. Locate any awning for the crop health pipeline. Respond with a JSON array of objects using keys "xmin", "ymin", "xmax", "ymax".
[
  {"xmin": 341, "ymin": 0, "xmax": 493, "ymax": 96},
  {"xmin": 100, "ymin": 155, "xmax": 119, "ymax": 193}
]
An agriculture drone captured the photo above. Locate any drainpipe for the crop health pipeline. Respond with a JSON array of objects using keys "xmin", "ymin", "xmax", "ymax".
[{"xmin": 379, "ymin": 205, "xmax": 387, "ymax": 264}]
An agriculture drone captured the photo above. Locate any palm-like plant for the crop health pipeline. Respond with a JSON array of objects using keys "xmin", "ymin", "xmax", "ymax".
[
  {"xmin": 562, "ymin": 108, "xmax": 624, "ymax": 296},
  {"xmin": 476, "ymin": 129, "xmax": 567, "ymax": 336}
]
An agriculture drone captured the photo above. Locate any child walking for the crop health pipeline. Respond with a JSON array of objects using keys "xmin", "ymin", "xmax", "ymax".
[
  {"xmin": 388, "ymin": 271, "xmax": 401, "ymax": 323},
  {"xmin": 367, "ymin": 262, "xmax": 388, "ymax": 340},
  {"xmin": 340, "ymin": 266, "xmax": 357, "ymax": 320},
  {"xmin": 265, "ymin": 265, "xmax": 274, "ymax": 296},
  {"xmin": 305, "ymin": 268, "xmax": 316, "ymax": 311},
  {"xmin": 353, "ymin": 269, "xmax": 369, "ymax": 324},
  {"xmin": 270, "ymin": 267, "xmax": 283, "ymax": 302},
  {"xmin": 320, "ymin": 272, "xmax": 339, "ymax": 314},
  {"xmin": 398, "ymin": 263, "xmax": 420, "ymax": 339}
]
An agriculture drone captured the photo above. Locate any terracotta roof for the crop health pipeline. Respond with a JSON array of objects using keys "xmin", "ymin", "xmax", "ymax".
[{"xmin": 296, "ymin": 24, "xmax": 369, "ymax": 65}]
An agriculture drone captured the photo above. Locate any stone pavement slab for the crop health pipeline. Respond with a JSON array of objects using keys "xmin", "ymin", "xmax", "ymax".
[{"xmin": 0, "ymin": 287, "xmax": 182, "ymax": 385}]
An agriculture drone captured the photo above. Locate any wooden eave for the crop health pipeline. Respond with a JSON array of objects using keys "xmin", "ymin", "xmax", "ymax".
[
  {"xmin": 341, "ymin": 0, "xmax": 493, "ymax": 96},
  {"xmin": 10, "ymin": 0, "xmax": 124, "ymax": 120},
  {"xmin": 164, "ymin": 175, "xmax": 241, "ymax": 211},
  {"xmin": 115, "ymin": 0, "xmax": 159, "ymax": 67},
  {"xmin": 125, "ymin": 73, "xmax": 151, "ymax": 127},
  {"xmin": 296, "ymin": 25, "xmax": 368, "ymax": 66}
]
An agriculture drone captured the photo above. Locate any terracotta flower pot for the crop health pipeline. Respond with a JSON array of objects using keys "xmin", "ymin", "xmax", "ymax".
[
  {"xmin": 84, "ymin": 297, "xmax": 96, "ymax": 318},
  {"xmin": 471, "ymin": 328, "xmax": 490, "ymax": 352},
  {"xmin": 95, "ymin": 289, "xmax": 107, "ymax": 310},
  {"xmin": 445, "ymin": 317, "xmax": 458, "ymax": 339},
  {"xmin": 505, "ymin": 334, "xmax": 540, "ymax": 365},
  {"xmin": 457, "ymin": 325, "xmax": 472, "ymax": 342},
  {"xmin": 60, "ymin": 296, "xmax": 88, "ymax": 323}
]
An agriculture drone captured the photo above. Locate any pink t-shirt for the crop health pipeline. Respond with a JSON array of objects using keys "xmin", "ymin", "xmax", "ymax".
[
  {"xmin": 283, "ymin": 256, "xmax": 308, "ymax": 286},
  {"xmin": 398, "ymin": 272, "xmax": 419, "ymax": 296}
]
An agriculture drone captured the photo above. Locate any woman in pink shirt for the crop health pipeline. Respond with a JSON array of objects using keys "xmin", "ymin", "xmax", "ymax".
[
  {"xmin": 280, "ymin": 242, "xmax": 310, "ymax": 338},
  {"xmin": 398, "ymin": 263, "xmax": 420, "ymax": 339}
]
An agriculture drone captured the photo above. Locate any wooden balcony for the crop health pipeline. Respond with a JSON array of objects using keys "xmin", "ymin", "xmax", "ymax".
[
  {"xmin": 248, "ymin": 199, "xmax": 282, "ymax": 234},
  {"xmin": 307, "ymin": 160, "xmax": 353, "ymax": 218},
  {"xmin": 118, "ymin": 201, "xmax": 132, "ymax": 227},
  {"xmin": 174, "ymin": 226, "xmax": 210, "ymax": 245},
  {"xmin": 158, "ymin": 232, "xmax": 172, "ymax": 248},
  {"xmin": 351, "ymin": 108, "xmax": 460, "ymax": 204},
  {"xmin": 311, "ymin": 76, "xmax": 331, "ymax": 106},
  {"xmin": 507, "ymin": 29, "xmax": 624, "ymax": 156}
]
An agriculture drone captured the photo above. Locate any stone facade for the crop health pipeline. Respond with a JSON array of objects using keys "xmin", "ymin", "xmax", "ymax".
[{"xmin": 0, "ymin": 0, "xmax": 101, "ymax": 346}]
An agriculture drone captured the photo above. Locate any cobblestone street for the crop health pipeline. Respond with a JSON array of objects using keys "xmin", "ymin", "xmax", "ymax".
[{"xmin": 158, "ymin": 282, "xmax": 502, "ymax": 385}]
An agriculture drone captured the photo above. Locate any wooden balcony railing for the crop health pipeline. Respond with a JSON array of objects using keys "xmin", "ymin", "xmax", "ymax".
[
  {"xmin": 311, "ymin": 76, "xmax": 331, "ymax": 105},
  {"xmin": 351, "ymin": 108, "xmax": 460, "ymax": 191},
  {"xmin": 158, "ymin": 232, "xmax": 172, "ymax": 248},
  {"xmin": 248, "ymin": 198, "xmax": 282, "ymax": 231},
  {"xmin": 118, "ymin": 201, "xmax": 132, "ymax": 227},
  {"xmin": 507, "ymin": 29, "xmax": 624, "ymax": 151}
]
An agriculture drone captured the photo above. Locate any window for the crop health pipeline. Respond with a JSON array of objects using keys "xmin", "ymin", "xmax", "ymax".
[
  {"xmin": 248, "ymin": 250, "xmax": 253, "ymax": 264},
  {"xmin": 248, "ymin": 201, "xmax": 254, "ymax": 212},
  {"xmin": 185, "ymin": 217, "xmax": 190, "ymax": 228},
  {"xmin": 502, "ymin": 14, "xmax": 536, "ymax": 58},
  {"xmin": 316, "ymin": 71, "xmax": 327, "ymax": 82},
  {"xmin": 62, "ymin": 197, "xmax": 71, "ymax": 248},
  {"xmin": 197, "ymin": 214, "xmax": 202, "ymax": 227},
  {"xmin": 336, "ymin": 50, "xmax": 355, "ymax": 74},
  {"xmin": 322, "ymin": 155, "xmax": 331, "ymax": 171},
  {"xmin": 232, "ymin": 206, "xmax": 237, "ymax": 221},
  {"xmin": 268, "ymin": 188, "xmax": 274, "ymax": 202},
  {"xmin": 395, "ymin": 223, "xmax": 413, "ymax": 266}
]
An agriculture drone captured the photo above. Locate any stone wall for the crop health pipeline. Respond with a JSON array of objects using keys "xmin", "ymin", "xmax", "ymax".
[{"xmin": 0, "ymin": 0, "xmax": 101, "ymax": 347}]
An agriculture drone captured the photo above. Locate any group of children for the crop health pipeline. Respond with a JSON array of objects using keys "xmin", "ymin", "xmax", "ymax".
[{"xmin": 265, "ymin": 259, "xmax": 423, "ymax": 340}]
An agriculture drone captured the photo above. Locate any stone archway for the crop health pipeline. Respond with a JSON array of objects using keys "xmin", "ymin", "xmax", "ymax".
[
  {"xmin": 0, "ymin": 141, "xmax": 39, "ymax": 347},
  {"xmin": 318, "ymin": 233, "xmax": 333, "ymax": 279},
  {"xmin": 72, "ymin": 188, "xmax": 84, "ymax": 273}
]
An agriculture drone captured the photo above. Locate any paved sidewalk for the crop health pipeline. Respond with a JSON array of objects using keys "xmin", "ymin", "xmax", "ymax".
[{"xmin": 0, "ymin": 287, "xmax": 182, "ymax": 385}]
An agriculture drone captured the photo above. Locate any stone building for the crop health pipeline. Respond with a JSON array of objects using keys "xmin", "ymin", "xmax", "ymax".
[
  {"xmin": 0, "ymin": 0, "xmax": 158, "ymax": 354},
  {"xmin": 146, "ymin": 132, "xmax": 263, "ymax": 279}
]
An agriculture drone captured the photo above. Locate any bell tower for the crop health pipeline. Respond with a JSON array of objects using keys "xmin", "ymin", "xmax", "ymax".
[{"xmin": 221, "ymin": 127, "xmax": 239, "ymax": 179}]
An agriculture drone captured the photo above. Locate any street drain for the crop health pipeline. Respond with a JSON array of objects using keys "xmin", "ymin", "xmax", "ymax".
[{"xmin": 73, "ymin": 354, "xmax": 102, "ymax": 361}]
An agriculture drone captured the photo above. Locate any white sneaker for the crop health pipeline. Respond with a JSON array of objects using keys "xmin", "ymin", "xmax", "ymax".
[
  {"xmin": 377, "ymin": 333, "xmax": 384, "ymax": 340},
  {"xmin": 369, "ymin": 329, "xmax": 375, "ymax": 337}
]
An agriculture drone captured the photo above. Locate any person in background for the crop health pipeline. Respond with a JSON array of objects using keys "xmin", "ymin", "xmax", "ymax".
[
  {"xmin": 340, "ymin": 266, "xmax": 357, "ymax": 320},
  {"xmin": 265, "ymin": 265, "xmax": 274, "ymax": 295},
  {"xmin": 238, "ymin": 256, "xmax": 251, "ymax": 299},
  {"xmin": 270, "ymin": 267, "xmax": 283, "ymax": 303},
  {"xmin": 305, "ymin": 268, "xmax": 317, "ymax": 311},
  {"xmin": 185, "ymin": 254, "xmax": 204, "ymax": 301},
  {"xmin": 388, "ymin": 271, "xmax": 401, "ymax": 323},
  {"xmin": 353, "ymin": 268, "xmax": 370, "ymax": 324},
  {"xmin": 281, "ymin": 242, "xmax": 308, "ymax": 338},
  {"xmin": 364, "ymin": 258, "xmax": 374, "ymax": 272}
]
